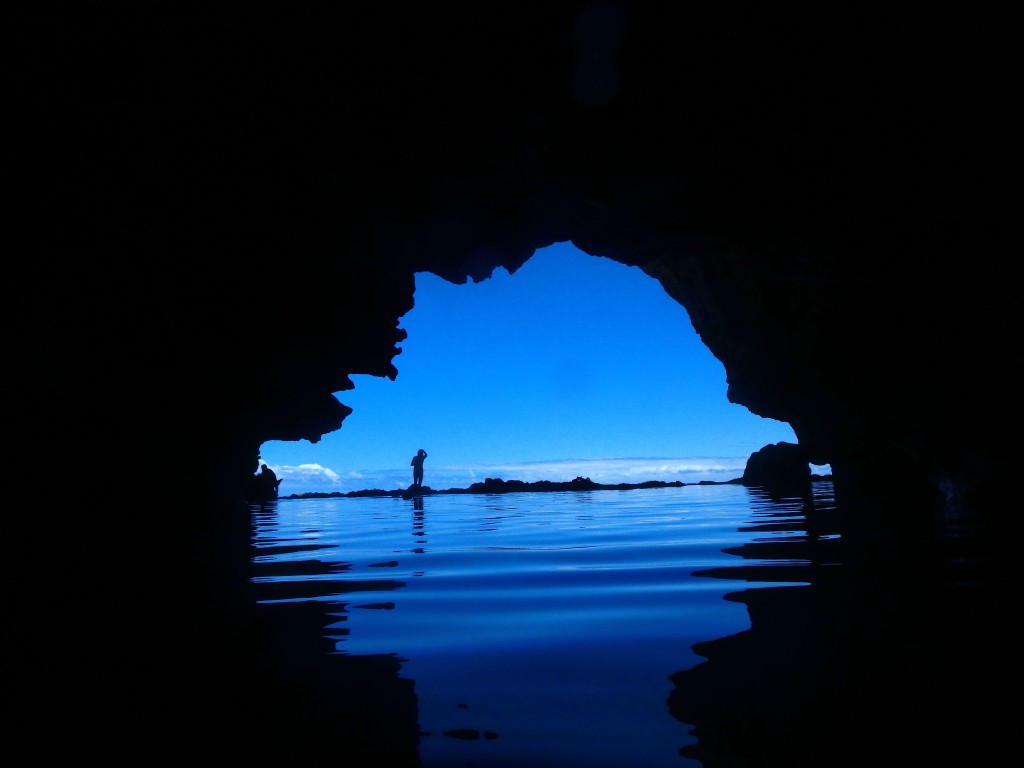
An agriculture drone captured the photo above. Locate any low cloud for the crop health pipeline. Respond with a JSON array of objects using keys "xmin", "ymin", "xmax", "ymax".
[{"xmin": 268, "ymin": 463, "xmax": 343, "ymax": 489}]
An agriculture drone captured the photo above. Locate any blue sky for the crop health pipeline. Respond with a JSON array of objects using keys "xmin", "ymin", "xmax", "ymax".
[{"xmin": 261, "ymin": 242, "xmax": 825, "ymax": 494}]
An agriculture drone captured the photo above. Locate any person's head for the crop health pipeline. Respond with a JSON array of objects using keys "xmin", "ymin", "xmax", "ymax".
[{"xmin": 418, "ymin": 449, "xmax": 425, "ymax": 456}]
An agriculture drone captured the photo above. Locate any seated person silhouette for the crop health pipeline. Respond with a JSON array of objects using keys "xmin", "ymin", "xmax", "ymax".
[
  {"xmin": 254, "ymin": 463, "xmax": 281, "ymax": 499},
  {"xmin": 411, "ymin": 449, "xmax": 428, "ymax": 487}
]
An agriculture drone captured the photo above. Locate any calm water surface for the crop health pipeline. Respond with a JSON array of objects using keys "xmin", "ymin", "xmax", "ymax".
[{"xmin": 250, "ymin": 483, "xmax": 832, "ymax": 767}]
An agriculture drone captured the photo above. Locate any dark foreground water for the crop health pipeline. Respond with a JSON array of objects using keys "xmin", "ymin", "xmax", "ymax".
[
  {"xmin": 248, "ymin": 484, "xmax": 818, "ymax": 766},
  {"xmin": 244, "ymin": 481, "xmax": 1010, "ymax": 767}
]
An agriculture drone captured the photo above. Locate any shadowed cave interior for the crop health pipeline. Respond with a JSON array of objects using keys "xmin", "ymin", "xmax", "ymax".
[
  {"xmin": 260, "ymin": 244, "xmax": 829, "ymax": 497},
  {"xmin": 18, "ymin": 3, "xmax": 1014, "ymax": 766}
]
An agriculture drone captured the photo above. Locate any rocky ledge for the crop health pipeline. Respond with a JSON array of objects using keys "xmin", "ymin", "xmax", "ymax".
[
  {"xmin": 279, "ymin": 442, "xmax": 827, "ymax": 500},
  {"xmin": 282, "ymin": 472, "xmax": 834, "ymax": 501}
]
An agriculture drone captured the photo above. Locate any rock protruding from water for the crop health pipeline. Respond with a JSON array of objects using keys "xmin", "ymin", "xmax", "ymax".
[{"xmin": 741, "ymin": 441, "xmax": 812, "ymax": 498}]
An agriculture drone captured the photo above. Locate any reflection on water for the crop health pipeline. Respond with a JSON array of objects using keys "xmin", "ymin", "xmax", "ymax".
[
  {"xmin": 668, "ymin": 486, "xmax": 1011, "ymax": 767},
  {"xmin": 245, "ymin": 482, "xmax": 1011, "ymax": 766},
  {"xmin": 248, "ymin": 485, "xmax": 815, "ymax": 767}
]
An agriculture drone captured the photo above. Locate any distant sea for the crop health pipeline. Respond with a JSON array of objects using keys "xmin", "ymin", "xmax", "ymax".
[
  {"xmin": 272, "ymin": 456, "xmax": 834, "ymax": 497},
  {"xmin": 249, "ymin": 482, "xmax": 830, "ymax": 767}
]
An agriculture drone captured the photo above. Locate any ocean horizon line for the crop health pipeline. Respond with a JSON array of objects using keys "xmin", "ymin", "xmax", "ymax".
[
  {"xmin": 265, "ymin": 455, "xmax": 834, "ymax": 497},
  {"xmin": 278, "ymin": 470, "xmax": 836, "ymax": 501}
]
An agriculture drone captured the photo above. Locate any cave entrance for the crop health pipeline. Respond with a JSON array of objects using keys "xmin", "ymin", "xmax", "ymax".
[{"xmin": 261, "ymin": 242, "xmax": 809, "ymax": 493}]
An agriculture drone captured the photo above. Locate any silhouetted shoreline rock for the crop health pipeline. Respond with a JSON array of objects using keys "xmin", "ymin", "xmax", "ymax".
[
  {"xmin": 281, "ymin": 471, "xmax": 834, "ymax": 501},
  {"xmin": 278, "ymin": 442, "xmax": 830, "ymax": 501}
]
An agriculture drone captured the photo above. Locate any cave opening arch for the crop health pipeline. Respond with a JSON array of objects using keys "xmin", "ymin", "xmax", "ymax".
[{"xmin": 260, "ymin": 242, "xmax": 821, "ymax": 496}]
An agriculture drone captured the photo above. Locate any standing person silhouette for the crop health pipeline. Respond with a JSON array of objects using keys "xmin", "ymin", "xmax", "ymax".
[{"xmin": 411, "ymin": 449, "xmax": 428, "ymax": 487}]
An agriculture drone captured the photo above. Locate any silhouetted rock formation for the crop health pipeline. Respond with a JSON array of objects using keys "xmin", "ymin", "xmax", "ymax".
[
  {"xmin": 18, "ymin": 4, "xmax": 1012, "ymax": 764},
  {"xmin": 285, "ymin": 475, "xmax": 692, "ymax": 499},
  {"xmin": 24, "ymin": 3, "xmax": 1009, "ymax": 556},
  {"xmin": 740, "ymin": 441, "xmax": 812, "ymax": 499},
  {"xmin": 284, "ymin": 448, "xmax": 831, "ymax": 500}
]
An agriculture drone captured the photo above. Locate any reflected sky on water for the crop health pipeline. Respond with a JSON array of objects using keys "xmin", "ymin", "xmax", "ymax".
[{"xmin": 250, "ymin": 483, "xmax": 823, "ymax": 767}]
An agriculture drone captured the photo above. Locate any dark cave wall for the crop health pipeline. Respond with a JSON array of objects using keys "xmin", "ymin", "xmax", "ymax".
[
  {"xmin": 25, "ymin": 3, "xmax": 1010, "ymax": 552},
  {"xmin": 15, "ymin": 10, "xmax": 1016, "ymax": 763}
]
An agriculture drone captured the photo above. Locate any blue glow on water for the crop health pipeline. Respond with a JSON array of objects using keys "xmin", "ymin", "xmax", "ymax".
[{"xmin": 250, "ymin": 483, "xmax": 825, "ymax": 767}]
